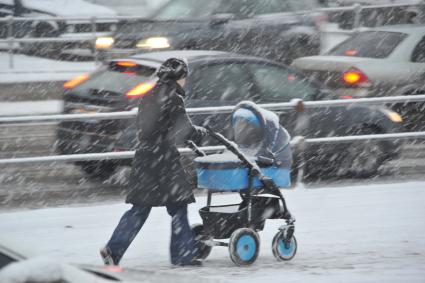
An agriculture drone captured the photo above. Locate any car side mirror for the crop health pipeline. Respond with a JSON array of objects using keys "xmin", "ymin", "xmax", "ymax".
[{"xmin": 209, "ymin": 13, "xmax": 234, "ymax": 27}]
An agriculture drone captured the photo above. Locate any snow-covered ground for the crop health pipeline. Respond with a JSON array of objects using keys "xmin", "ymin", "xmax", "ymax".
[
  {"xmin": 0, "ymin": 53, "xmax": 96, "ymax": 84},
  {"xmin": 0, "ymin": 181, "xmax": 424, "ymax": 282}
]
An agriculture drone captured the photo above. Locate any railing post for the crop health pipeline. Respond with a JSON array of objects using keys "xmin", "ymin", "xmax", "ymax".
[
  {"xmin": 91, "ymin": 16, "xmax": 99, "ymax": 65},
  {"xmin": 292, "ymin": 136, "xmax": 307, "ymax": 189},
  {"xmin": 353, "ymin": 3, "xmax": 362, "ymax": 31},
  {"xmin": 6, "ymin": 15, "xmax": 14, "ymax": 69}
]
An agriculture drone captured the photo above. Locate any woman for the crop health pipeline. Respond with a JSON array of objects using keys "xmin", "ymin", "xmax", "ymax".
[{"xmin": 100, "ymin": 58, "xmax": 206, "ymax": 266}]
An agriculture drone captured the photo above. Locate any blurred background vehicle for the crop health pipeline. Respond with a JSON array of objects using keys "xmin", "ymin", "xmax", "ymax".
[
  {"xmin": 95, "ymin": 0, "xmax": 326, "ymax": 63},
  {"xmin": 87, "ymin": 0, "xmax": 169, "ymax": 17},
  {"xmin": 324, "ymin": 0, "xmax": 423, "ymax": 6},
  {"xmin": 323, "ymin": 0, "xmax": 425, "ymax": 30},
  {"xmin": 56, "ymin": 50, "xmax": 403, "ymax": 180},
  {"xmin": 292, "ymin": 25, "xmax": 425, "ymax": 130},
  {"xmin": 0, "ymin": 0, "xmax": 117, "ymax": 58}
]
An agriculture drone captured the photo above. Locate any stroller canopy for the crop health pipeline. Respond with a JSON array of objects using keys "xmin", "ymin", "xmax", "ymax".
[{"xmin": 232, "ymin": 101, "xmax": 292, "ymax": 169}]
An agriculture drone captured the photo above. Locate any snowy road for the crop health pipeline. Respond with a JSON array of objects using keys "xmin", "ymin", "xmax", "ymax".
[{"xmin": 0, "ymin": 182, "xmax": 424, "ymax": 282}]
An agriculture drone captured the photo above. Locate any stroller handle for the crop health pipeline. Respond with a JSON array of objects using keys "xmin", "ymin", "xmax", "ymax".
[{"xmin": 185, "ymin": 140, "xmax": 206, "ymax": 157}]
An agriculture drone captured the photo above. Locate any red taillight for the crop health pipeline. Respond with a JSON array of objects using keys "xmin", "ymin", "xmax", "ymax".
[
  {"xmin": 344, "ymin": 49, "xmax": 357, "ymax": 56},
  {"xmin": 287, "ymin": 74, "xmax": 297, "ymax": 81},
  {"xmin": 63, "ymin": 74, "xmax": 89, "ymax": 89},
  {"xmin": 340, "ymin": 95, "xmax": 353, "ymax": 99},
  {"xmin": 343, "ymin": 68, "xmax": 369, "ymax": 86},
  {"xmin": 122, "ymin": 71, "xmax": 136, "ymax": 76},
  {"xmin": 116, "ymin": 61, "xmax": 137, "ymax": 67},
  {"xmin": 126, "ymin": 82, "xmax": 156, "ymax": 98}
]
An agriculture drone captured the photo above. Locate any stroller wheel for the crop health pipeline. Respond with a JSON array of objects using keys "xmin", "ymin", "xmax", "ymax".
[
  {"xmin": 229, "ymin": 228, "xmax": 260, "ymax": 266},
  {"xmin": 191, "ymin": 224, "xmax": 212, "ymax": 260},
  {"xmin": 272, "ymin": 231, "xmax": 297, "ymax": 261}
]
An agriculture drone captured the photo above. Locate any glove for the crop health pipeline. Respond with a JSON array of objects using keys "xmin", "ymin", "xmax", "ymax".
[{"xmin": 191, "ymin": 125, "xmax": 208, "ymax": 144}]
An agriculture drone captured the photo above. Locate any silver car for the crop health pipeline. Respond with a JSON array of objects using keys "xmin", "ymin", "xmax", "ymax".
[
  {"xmin": 291, "ymin": 25, "xmax": 425, "ymax": 128},
  {"xmin": 292, "ymin": 25, "xmax": 425, "ymax": 98}
]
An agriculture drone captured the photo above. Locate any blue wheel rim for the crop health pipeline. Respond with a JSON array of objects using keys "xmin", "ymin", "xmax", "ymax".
[
  {"xmin": 236, "ymin": 235, "xmax": 257, "ymax": 261},
  {"xmin": 278, "ymin": 237, "xmax": 295, "ymax": 258}
]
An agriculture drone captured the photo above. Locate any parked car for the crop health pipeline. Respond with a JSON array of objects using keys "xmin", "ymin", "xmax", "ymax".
[
  {"xmin": 292, "ymin": 25, "xmax": 425, "ymax": 130},
  {"xmin": 56, "ymin": 50, "xmax": 403, "ymax": 180},
  {"xmin": 87, "ymin": 0, "xmax": 169, "ymax": 17},
  {"xmin": 95, "ymin": 0, "xmax": 326, "ymax": 63},
  {"xmin": 0, "ymin": 0, "xmax": 117, "ymax": 58},
  {"xmin": 323, "ymin": 1, "xmax": 425, "ymax": 30}
]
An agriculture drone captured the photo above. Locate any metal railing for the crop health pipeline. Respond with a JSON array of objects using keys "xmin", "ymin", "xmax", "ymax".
[
  {"xmin": 1, "ymin": 2, "xmax": 423, "ymax": 68},
  {"xmin": 1, "ymin": 94, "xmax": 425, "ymax": 124},
  {"xmin": 0, "ymin": 131, "xmax": 424, "ymax": 166},
  {"xmin": 0, "ymin": 95, "xmax": 424, "ymax": 187}
]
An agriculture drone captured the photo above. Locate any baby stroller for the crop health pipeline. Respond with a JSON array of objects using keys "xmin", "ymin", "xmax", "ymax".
[{"xmin": 188, "ymin": 101, "xmax": 297, "ymax": 266}]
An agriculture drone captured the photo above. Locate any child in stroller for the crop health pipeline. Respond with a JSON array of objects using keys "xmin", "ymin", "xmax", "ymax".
[{"xmin": 188, "ymin": 101, "xmax": 297, "ymax": 266}]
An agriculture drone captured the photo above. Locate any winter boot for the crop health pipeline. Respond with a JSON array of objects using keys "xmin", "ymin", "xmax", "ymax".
[{"xmin": 100, "ymin": 246, "xmax": 116, "ymax": 266}]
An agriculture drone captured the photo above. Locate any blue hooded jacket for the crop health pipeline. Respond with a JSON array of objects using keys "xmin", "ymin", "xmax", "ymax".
[{"xmin": 232, "ymin": 101, "xmax": 292, "ymax": 169}]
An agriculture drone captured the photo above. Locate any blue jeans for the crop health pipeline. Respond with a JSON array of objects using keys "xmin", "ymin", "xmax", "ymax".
[{"xmin": 106, "ymin": 204, "xmax": 196, "ymax": 265}]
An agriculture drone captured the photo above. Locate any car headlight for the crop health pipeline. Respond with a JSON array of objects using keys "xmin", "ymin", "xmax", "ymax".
[
  {"xmin": 383, "ymin": 109, "xmax": 403, "ymax": 123},
  {"xmin": 136, "ymin": 37, "xmax": 171, "ymax": 49},
  {"xmin": 96, "ymin": 37, "xmax": 115, "ymax": 49}
]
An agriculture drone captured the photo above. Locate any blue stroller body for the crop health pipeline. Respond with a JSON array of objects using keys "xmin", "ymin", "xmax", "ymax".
[{"xmin": 189, "ymin": 102, "xmax": 297, "ymax": 266}]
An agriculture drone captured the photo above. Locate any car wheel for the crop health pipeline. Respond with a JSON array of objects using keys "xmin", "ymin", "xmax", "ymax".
[
  {"xmin": 337, "ymin": 127, "xmax": 384, "ymax": 178},
  {"xmin": 79, "ymin": 161, "xmax": 118, "ymax": 181}
]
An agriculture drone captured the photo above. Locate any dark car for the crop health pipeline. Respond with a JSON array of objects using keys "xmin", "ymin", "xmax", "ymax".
[
  {"xmin": 95, "ymin": 0, "xmax": 325, "ymax": 63},
  {"xmin": 57, "ymin": 50, "xmax": 403, "ymax": 180},
  {"xmin": 0, "ymin": 0, "xmax": 117, "ymax": 57}
]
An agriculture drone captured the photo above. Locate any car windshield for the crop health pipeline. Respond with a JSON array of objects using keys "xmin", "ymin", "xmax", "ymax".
[
  {"xmin": 327, "ymin": 31, "xmax": 408, "ymax": 59},
  {"xmin": 153, "ymin": 0, "xmax": 311, "ymax": 21}
]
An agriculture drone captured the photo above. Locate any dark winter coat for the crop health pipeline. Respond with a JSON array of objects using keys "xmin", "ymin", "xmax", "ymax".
[{"xmin": 126, "ymin": 80, "xmax": 200, "ymax": 207}]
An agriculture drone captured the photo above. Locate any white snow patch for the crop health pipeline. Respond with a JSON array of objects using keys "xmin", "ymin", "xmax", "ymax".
[
  {"xmin": 0, "ymin": 53, "xmax": 97, "ymax": 83},
  {"xmin": 0, "ymin": 181, "xmax": 424, "ymax": 282},
  {"xmin": 0, "ymin": 257, "xmax": 99, "ymax": 283},
  {"xmin": 21, "ymin": 0, "xmax": 117, "ymax": 18},
  {"xmin": 0, "ymin": 100, "xmax": 63, "ymax": 116}
]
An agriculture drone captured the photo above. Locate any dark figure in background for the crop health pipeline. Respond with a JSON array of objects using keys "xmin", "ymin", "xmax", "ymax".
[{"xmin": 100, "ymin": 58, "xmax": 206, "ymax": 266}]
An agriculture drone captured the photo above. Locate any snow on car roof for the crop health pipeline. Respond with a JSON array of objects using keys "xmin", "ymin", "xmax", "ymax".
[
  {"xmin": 366, "ymin": 24, "xmax": 425, "ymax": 35},
  {"xmin": 129, "ymin": 50, "xmax": 233, "ymax": 64}
]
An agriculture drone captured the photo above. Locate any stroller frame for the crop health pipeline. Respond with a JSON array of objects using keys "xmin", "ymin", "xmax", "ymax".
[{"xmin": 188, "ymin": 128, "xmax": 297, "ymax": 266}]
